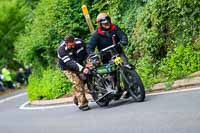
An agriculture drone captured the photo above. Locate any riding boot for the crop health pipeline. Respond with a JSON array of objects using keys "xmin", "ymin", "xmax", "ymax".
[{"xmin": 79, "ymin": 105, "xmax": 90, "ymax": 111}]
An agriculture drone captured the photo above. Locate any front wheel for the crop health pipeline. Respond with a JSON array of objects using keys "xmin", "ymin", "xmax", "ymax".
[{"xmin": 122, "ymin": 67, "xmax": 145, "ymax": 102}]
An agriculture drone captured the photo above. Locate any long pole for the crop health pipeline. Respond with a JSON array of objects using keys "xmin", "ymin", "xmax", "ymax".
[{"xmin": 82, "ymin": 5, "xmax": 94, "ymax": 33}]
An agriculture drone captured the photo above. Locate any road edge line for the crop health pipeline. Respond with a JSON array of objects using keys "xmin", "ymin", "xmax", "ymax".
[
  {"xmin": 147, "ymin": 86, "xmax": 200, "ymax": 96},
  {"xmin": 0, "ymin": 92, "xmax": 27, "ymax": 104},
  {"xmin": 19, "ymin": 101, "xmax": 75, "ymax": 110}
]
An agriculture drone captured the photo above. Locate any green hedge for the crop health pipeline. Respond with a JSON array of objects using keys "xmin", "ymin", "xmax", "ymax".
[
  {"xmin": 131, "ymin": 0, "xmax": 200, "ymax": 88},
  {"xmin": 132, "ymin": 0, "xmax": 200, "ymax": 59},
  {"xmin": 160, "ymin": 44, "xmax": 200, "ymax": 80},
  {"xmin": 27, "ymin": 68, "xmax": 72, "ymax": 101}
]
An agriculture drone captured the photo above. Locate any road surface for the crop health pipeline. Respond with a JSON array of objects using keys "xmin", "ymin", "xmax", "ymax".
[{"xmin": 0, "ymin": 87, "xmax": 200, "ymax": 133}]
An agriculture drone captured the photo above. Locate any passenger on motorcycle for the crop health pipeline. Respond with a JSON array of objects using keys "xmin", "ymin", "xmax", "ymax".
[
  {"xmin": 86, "ymin": 13, "xmax": 130, "ymax": 99},
  {"xmin": 57, "ymin": 35, "xmax": 91, "ymax": 111}
]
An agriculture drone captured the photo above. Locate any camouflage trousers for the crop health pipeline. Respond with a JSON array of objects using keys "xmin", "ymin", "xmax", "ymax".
[{"xmin": 63, "ymin": 70, "xmax": 88, "ymax": 107}]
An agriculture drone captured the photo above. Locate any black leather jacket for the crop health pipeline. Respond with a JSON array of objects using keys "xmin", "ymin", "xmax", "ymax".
[{"xmin": 57, "ymin": 38, "xmax": 87, "ymax": 72}]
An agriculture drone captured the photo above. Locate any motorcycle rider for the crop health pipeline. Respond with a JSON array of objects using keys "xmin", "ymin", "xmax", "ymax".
[
  {"xmin": 58, "ymin": 35, "xmax": 91, "ymax": 111},
  {"xmin": 86, "ymin": 13, "xmax": 130, "ymax": 99}
]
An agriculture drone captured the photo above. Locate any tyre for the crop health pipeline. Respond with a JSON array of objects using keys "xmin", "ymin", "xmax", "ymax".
[
  {"xmin": 122, "ymin": 67, "xmax": 145, "ymax": 102},
  {"xmin": 87, "ymin": 76, "xmax": 110, "ymax": 107}
]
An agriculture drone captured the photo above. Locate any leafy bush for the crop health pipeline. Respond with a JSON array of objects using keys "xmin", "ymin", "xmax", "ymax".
[
  {"xmin": 130, "ymin": 0, "xmax": 200, "ymax": 87},
  {"xmin": 27, "ymin": 68, "xmax": 72, "ymax": 101},
  {"xmin": 132, "ymin": 0, "xmax": 200, "ymax": 60},
  {"xmin": 136, "ymin": 55, "xmax": 155, "ymax": 89},
  {"xmin": 135, "ymin": 55, "xmax": 165, "ymax": 89},
  {"xmin": 15, "ymin": 0, "xmax": 89, "ymax": 67},
  {"xmin": 160, "ymin": 44, "xmax": 200, "ymax": 80}
]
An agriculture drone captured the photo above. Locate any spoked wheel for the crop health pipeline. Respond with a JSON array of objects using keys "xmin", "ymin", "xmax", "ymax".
[
  {"xmin": 122, "ymin": 67, "xmax": 145, "ymax": 102},
  {"xmin": 87, "ymin": 77, "xmax": 110, "ymax": 107}
]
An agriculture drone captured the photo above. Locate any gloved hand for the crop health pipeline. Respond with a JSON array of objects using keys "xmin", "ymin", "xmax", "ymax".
[
  {"xmin": 118, "ymin": 41, "xmax": 127, "ymax": 47},
  {"xmin": 79, "ymin": 73, "xmax": 87, "ymax": 81},
  {"xmin": 78, "ymin": 67, "xmax": 91, "ymax": 81},
  {"xmin": 83, "ymin": 67, "xmax": 90, "ymax": 74}
]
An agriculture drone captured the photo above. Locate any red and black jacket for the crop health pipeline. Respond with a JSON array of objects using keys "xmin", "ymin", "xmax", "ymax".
[{"xmin": 86, "ymin": 24, "xmax": 128, "ymax": 54}]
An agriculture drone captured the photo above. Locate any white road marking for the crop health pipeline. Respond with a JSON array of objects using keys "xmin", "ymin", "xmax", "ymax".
[
  {"xmin": 19, "ymin": 87, "xmax": 200, "ymax": 110},
  {"xmin": 146, "ymin": 86, "xmax": 200, "ymax": 96},
  {"xmin": 19, "ymin": 101, "xmax": 75, "ymax": 110},
  {"xmin": 0, "ymin": 92, "xmax": 27, "ymax": 104}
]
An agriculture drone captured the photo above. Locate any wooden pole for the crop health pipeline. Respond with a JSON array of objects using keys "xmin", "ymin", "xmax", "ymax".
[{"xmin": 82, "ymin": 5, "xmax": 94, "ymax": 33}]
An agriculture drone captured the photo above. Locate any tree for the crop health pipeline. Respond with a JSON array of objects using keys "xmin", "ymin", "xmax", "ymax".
[{"xmin": 0, "ymin": 0, "xmax": 31, "ymax": 68}]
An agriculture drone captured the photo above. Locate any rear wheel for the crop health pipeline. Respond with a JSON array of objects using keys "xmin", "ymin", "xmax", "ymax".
[{"xmin": 122, "ymin": 68, "xmax": 145, "ymax": 102}]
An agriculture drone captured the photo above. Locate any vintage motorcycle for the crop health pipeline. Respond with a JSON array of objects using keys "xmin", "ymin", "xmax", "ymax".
[{"xmin": 86, "ymin": 43, "xmax": 145, "ymax": 107}]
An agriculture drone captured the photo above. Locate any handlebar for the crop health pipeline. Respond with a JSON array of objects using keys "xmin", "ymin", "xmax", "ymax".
[
  {"xmin": 87, "ymin": 44, "xmax": 120, "ymax": 67},
  {"xmin": 88, "ymin": 44, "xmax": 117, "ymax": 59},
  {"xmin": 88, "ymin": 54, "xmax": 98, "ymax": 60},
  {"xmin": 100, "ymin": 44, "xmax": 116, "ymax": 53}
]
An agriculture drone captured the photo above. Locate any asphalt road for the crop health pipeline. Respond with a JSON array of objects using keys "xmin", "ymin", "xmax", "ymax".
[{"xmin": 0, "ymin": 88, "xmax": 200, "ymax": 133}]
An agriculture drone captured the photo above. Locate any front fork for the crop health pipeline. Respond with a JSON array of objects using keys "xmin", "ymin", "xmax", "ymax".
[
  {"xmin": 119, "ymin": 66, "xmax": 138, "ymax": 100},
  {"xmin": 119, "ymin": 66, "xmax": 131, "ymax": 87}
]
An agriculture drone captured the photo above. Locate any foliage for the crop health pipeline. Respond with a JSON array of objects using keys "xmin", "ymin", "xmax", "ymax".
[
  {"xmin": 135, "ymin": 55, "xmax": 164, "ymax": 89},
  {"xmin": 160, "ymin": 44, "xmax": 200, "ymax": 80},
  {"xmin": 133, "ymin": 0, "xmax": 200, "ymax": 60},
  {"xmin": 131, "ymin": 0, "xmax": 200, "ymax": 87},
  {"xmin": 27, "ymin": 68, "xmax": 72, "ymax": 101},
  {"xmin": 0, "ymin": 0, "xmax": 31, "ymax": 68},
  {"xmin": 15, "ymin": 0, "xmax": 89, "ymax": 68}
]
